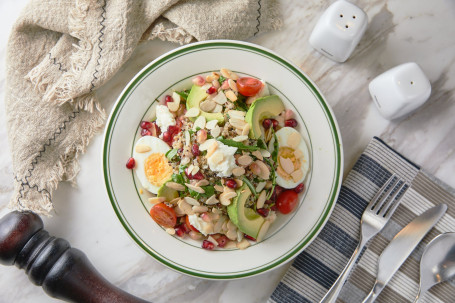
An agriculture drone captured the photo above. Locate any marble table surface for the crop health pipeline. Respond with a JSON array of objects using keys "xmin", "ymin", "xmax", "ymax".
[{"xmin": 1, "ymin": 0, "xmax": 454, "ymax": 302}]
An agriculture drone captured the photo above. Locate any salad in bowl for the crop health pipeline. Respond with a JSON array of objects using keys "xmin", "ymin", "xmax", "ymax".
[{"xmin": 126, "ymin": 68, "xmax": 310, "ymax": 251}]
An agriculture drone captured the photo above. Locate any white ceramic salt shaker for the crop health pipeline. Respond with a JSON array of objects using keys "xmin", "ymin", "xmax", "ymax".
[
  {"xmin": 309, "ymin": 0, "xmax": 368, "ymax": 62},
  {"xmin": 369, "ymin": 62, "xmax": 431, "ymax": 120}
]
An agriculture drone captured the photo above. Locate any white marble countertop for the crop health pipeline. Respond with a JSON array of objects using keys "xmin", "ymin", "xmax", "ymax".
[{"xmin": 1, "ymin": 1, "xmax": 454, "ymax": 302}]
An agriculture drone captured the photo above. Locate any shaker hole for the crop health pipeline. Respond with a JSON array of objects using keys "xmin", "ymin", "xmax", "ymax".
[
  {"xmin": 340, "ymin": 14, "xmax": 343, "ymax": 18},
  {"xmin": 353, "ymin": 15, "xmax": 356, "ymax": 19},
  {"xmin": 411, "ymin": 81, "xmax": 414, "ymax": 85},
  {"xmin": 345, "ymin": 25, "xmax": 349, "ymax": 28}
]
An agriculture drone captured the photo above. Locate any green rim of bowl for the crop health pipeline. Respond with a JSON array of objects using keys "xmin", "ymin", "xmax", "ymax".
[{"xmin": 102, "ymin": 40, "xmax": 343, "ymax": 279}]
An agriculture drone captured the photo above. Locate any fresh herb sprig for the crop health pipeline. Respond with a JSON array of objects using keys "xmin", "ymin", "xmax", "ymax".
[{"xmin": 217, "ymin": 138, "xmax": 260, "ymax": 151}]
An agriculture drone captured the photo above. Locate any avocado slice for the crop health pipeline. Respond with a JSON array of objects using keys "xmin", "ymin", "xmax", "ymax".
[
  {"xmin": 186, "ymin": 85, "xmax": 224, "ymax": 123},
  {"xmin": 227, "ymin": 184, "xmax": 265, "ymax": 239},
  {"xmin": 245, "ymin": 95, "xmax": 285, "ymax": 139},
  {"xmin": 157, "ymin": 182, "xmax": 178, "ymax": 202}
]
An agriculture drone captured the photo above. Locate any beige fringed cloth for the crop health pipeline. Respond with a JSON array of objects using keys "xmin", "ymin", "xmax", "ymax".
[{"xmin": 5, "ymin": 0, "xmax": 281, "ymax": 215}]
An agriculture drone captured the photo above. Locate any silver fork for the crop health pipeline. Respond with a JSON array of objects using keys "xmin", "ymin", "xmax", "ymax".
[{"xmin": 320, "ymin": 174, "xmax": 408, "ymax": 303}]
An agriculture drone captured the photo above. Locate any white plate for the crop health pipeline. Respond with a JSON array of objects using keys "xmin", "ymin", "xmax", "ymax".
[{"xmin": 102, "ymin": 40, "xmax": 343, "ymax": 279}]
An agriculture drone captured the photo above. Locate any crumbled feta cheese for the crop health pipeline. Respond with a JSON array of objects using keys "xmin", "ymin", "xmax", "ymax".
[
  {"xmin": 155, "ymin": 105, "xmax": 175, "ymax": 137},
  {"xmin": 188, "ymin": 214, "xmax": 211, "ymax": 236},
  {"xmin": 207, "ymin": 141, "xmax": 238, "ymax": 177}
]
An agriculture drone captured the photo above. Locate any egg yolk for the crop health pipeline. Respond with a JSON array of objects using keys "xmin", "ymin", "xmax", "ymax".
[
  {"xmin": 144, "ymin": 153, "xmax": 173, "ymax": 187},
  {"xmin": 277, "ymin": 146, "xmax": 301, "ymax": 180}
]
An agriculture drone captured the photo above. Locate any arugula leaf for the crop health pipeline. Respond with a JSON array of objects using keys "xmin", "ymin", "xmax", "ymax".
[
  {"xmin": 178, "ymin": 164, "xmax": 188, "ymax": 174},
  {"xmin": 218, "ymin": 75, "xmax": 226, "ymax": 86},
  {"xmin": 271, "ymin": 130, "xmax": 279, "ymax": 163},
  {"xmin": 171, "ymin": 173, "xmax": 185, "ymax": 185},
  {"xmin": 242, "ymin": 176, "xmax": 257, "ymax": 197},
  {"xmin": 234, "ymin": 100, "xmax": 249, "ymax": 112},
  {"xmin": 257, "ymin": 139, "xmax": 267, "ymax": 150},
  {"xmin": 264, "ymin": 158, "xmax": 277, "ymax": 200},
  {"xmin": 176, "ymin": 90, "xmax": 189, "ymax": 100},
  {"xmin": 165, "ymin": 149, "xmax": 179, "ymax": 161},
  {"xmin": 217, "ymin": 138, "xmax": 260, "ymax": 151},
  {"xmin": 188, "ymin": 185, "xmax": 215, "ymax": 200}
]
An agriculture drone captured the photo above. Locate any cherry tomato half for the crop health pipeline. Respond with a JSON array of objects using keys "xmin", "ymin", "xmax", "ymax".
[
  {"xmin": 150, "ymin": 203, "xmax": 177, "ymax": 228},
  {"xmin": 276, "ymin": 190, "xmax": 299, "ymax": 214},
  {"xmin": 185, "ymin": 215, "xmax": 199, "ymax": 232},
  {"xmin": 236, "ymin": 77, "xmax": 263, "ymax": 96}
]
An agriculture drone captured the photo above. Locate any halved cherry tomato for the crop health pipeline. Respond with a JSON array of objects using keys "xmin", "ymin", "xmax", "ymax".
[
  {"xmin": 236, "ymin": 77, "xmax": 263, "ymax": 96},
  {"xmin": 150, "ymin": 203, "xmax": 177, "ymax": 228},
  {"xmin": 185, "ymin": 215, "xmax": 199, "ymax": 232},
  {"xmin": 276, "ymin": 190, "xmax": 299, "ymax": 214}
]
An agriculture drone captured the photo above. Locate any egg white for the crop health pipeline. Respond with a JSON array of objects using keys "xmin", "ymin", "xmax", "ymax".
[
  {"xmin": 269, "ymin": 127, "xmax": 310, "ymax": 189},
  {"xmin": 133, "ymin": 136, "xmax": 171, "ymax": 194}
]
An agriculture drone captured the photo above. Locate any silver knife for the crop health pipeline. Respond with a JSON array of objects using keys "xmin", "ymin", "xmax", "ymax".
[{"xmin": 362, "ymin": 204, "xmax": 447, "ymax": 303}]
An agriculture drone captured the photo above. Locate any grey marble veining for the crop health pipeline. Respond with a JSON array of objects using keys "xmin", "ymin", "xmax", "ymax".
[{"xmin": 1, "ymin": 1, "xmax": 454, "ymax": 302}]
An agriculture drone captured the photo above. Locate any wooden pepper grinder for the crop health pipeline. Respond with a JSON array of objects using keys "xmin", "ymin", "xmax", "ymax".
[{"xmin": 0, "ymin": 211, "xmax": 150, "ymax": 303}]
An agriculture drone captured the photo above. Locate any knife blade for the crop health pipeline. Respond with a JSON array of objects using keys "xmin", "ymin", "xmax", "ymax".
[{"xmin": 362, "ymin": 204, "xmax": 447, "ymax": 303}]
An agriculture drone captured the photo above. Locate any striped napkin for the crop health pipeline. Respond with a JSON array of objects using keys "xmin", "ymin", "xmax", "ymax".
[{"xmin": 269, "ymin": 137, "xmax": 455, "ymax": 303}]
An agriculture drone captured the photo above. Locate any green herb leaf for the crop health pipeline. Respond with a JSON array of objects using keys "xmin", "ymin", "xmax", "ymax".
[
  {"xmin": 264, "ymin": 157, "xmax": 277, "ymax": 200},
  {"xmin": 242, "ymin": 176, "xmax": 257, "ymax": 197},
  {"xmin": 188, "ymin": 185, "xmax": 215, "ymax": 200},
  {"xmin": 165, "ymin": 149, "xmax": 178, "ymax": 161},
  {"xmin": 257, "ymin": 139, "xmax": 267, "ymax": 150},
  {"xmin": 271, "ymin": 131, "xmax": 279, "ymax": 163},
  {"xmin": 176, "ymin": 90, "xmax": 189, "ymax": 100},
  {"xmin": 218, "ymin": 75, "xmax": 226, "ymax": 85},
  {"xmin": 217, "ymin": 138, "xmax": 260, "ymax": 151},
  {"xmin": 234, "ymin": 100, "xmax": 249, "ymax": 112},
  {"xmin": 171, "ymin": 173, "xmax": 185, "ymax": 185}
]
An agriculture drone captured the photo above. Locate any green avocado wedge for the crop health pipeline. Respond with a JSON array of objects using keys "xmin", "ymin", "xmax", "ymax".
[
  {"xmin": 157, "ymin": 182, "xmax": 178, "ymax": 202},
  {"xmin": 186, "ymin": 85, "xmax": 224, "ymax": 123},
  {"xmin": 245, "ymin": 95, "xmax": 285, "ymax": 139},
  {"xmin": 227, "ymin": 184, "xmax": 265, "ymax": 239}
]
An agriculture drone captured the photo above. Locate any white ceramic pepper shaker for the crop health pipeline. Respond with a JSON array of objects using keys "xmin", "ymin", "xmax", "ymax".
[
  {"xmin": 369, "ymin": 62, "xmax": 431, "ymax": 120},
  {"xmin": 309, "ymin": 0, "xmax": 368, "ymax": 62}
]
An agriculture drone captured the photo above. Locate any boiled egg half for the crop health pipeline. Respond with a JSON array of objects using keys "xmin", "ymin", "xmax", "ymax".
[
  {"xmin": 133, "ymin": 136, "xmax": 173, "ymax": 194},
  {"xmin": 269, "ymin": 127, "xmax": 310, "ymax": 189}
]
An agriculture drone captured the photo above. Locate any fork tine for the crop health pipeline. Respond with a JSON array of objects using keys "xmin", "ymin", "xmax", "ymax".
[
  {"xmin": 369, "ymin": 174, "xmax": 398, "ymax": 211},
  {"xmin": 380, "ymin": 182, "xmax": 408, "ymax": 217}
]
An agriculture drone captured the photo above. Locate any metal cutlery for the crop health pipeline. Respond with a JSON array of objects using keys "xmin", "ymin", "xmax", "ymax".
[
  {"xmin": 362, "ymin": 204, "xmax": 447, "ymax": 303},
  {"xmin": 320, "ymin": 174, "xmax": 408, "ymax": 303},
  {"xmin": 414, "ymin": 232, "xmax": 455, "ymax": 303}
]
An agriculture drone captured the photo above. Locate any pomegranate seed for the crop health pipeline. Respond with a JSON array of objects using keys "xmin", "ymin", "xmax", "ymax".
[
  {"xmin": 262, "ymin": 119, "xmax": 272, "ymax": 129},
  {"xmin": 216, "ymin": 235, "xmax": 229, "ymax": 247},
  {"xmin": 141, "ymin": 128, "xmax": 152, "ymax": 136},
  {"xmin": 168, "ymin": 125, "xmax": 178, "ymax": 135},
  {"xmin": 125, "ymin": 157, "xmax": 135, "ymax": 169},
  {"xmin": 150, "ymin": 122, "xmax": 161, "ymax": 137},
  {"xmin": 192, "ymin": 144, "xmax": 200, "ymax": 156},
  {"xmin": 206, "ymin": 86, "xmax": 217, "ymax": 94},
  {"xmin": 285, "ymin": 119, "xmax": 298, "ymax": 128},
  {"xmin": 140, "ymin": 121, "xmax": 152, "ymax": 129},
  {"xmin": 225, "ymin": 179, "xmax": 237, "ymax": 189},
  {"xmin": 164, "ymin": 95, "xmax": 173, "ymax": 104},
  {"xmin": 294, "ymin": 183, "xmax": 305, "ymax": 193},
  {"xmin": 202, "ymin": 240, "xmax": 214, "ymax": 250},
  {"xmin": 272, "ymin": 119, "xmax": 279, "ymax": 129},
  {"xmin": 162, "ymin": 131, "xmax": 172, "ymax": 142},
  {"xmin": 192, "ymin": 171, "xmax": 204, "ymax": 180},
  {"xmin": 257, "ymin": 208, "xmax": 269, "ymax": 217},
  {"xmin": 271, "ymin": 185, "xmax": 284, "ymax": 201},
  {"xmin": 270, "ymin": 205, "xmax": 278, "ymax": 211},
  {"xmin": 244, "ymin": 234, "xmax": 256, "ymax": 241},
  {"xmin": 175, "ymin": 225, "xmax": 186, "ymax": 237}
]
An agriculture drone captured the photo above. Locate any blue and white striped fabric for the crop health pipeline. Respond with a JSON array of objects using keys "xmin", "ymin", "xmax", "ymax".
[{"xmin": 269, "ymin": 137, "xmax": 455, "ymax": 303}]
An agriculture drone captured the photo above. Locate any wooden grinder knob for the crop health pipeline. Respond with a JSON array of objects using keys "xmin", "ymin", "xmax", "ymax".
[{"xmin": 0, "ymin": 211, "xmax": 149, "ymax": 303}]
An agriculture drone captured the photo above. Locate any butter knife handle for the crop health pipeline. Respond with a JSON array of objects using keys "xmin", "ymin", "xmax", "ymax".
[{"xmin": 320, "ymin": 239, "xmax": 366, "ymax": 303}]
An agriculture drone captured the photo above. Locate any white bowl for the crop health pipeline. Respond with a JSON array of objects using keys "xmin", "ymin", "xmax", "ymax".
[{"xmin": 102, "ymin": 40, "xmax": 343, "ymax": 279}]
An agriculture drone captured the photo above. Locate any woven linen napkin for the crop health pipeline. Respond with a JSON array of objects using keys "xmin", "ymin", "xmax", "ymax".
[
  {"xmin": 269, "ymin": 137, "xmax": 455, "ymax": 303},
  {"xmin": 5, "ymin": 0, "xmax": 281, "ymax": 215}
]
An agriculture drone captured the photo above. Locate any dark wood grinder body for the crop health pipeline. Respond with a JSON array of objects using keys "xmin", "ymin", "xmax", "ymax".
[{"xmin": 0, "ymin": 211, "xmax": 150, "ymax": 303}]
